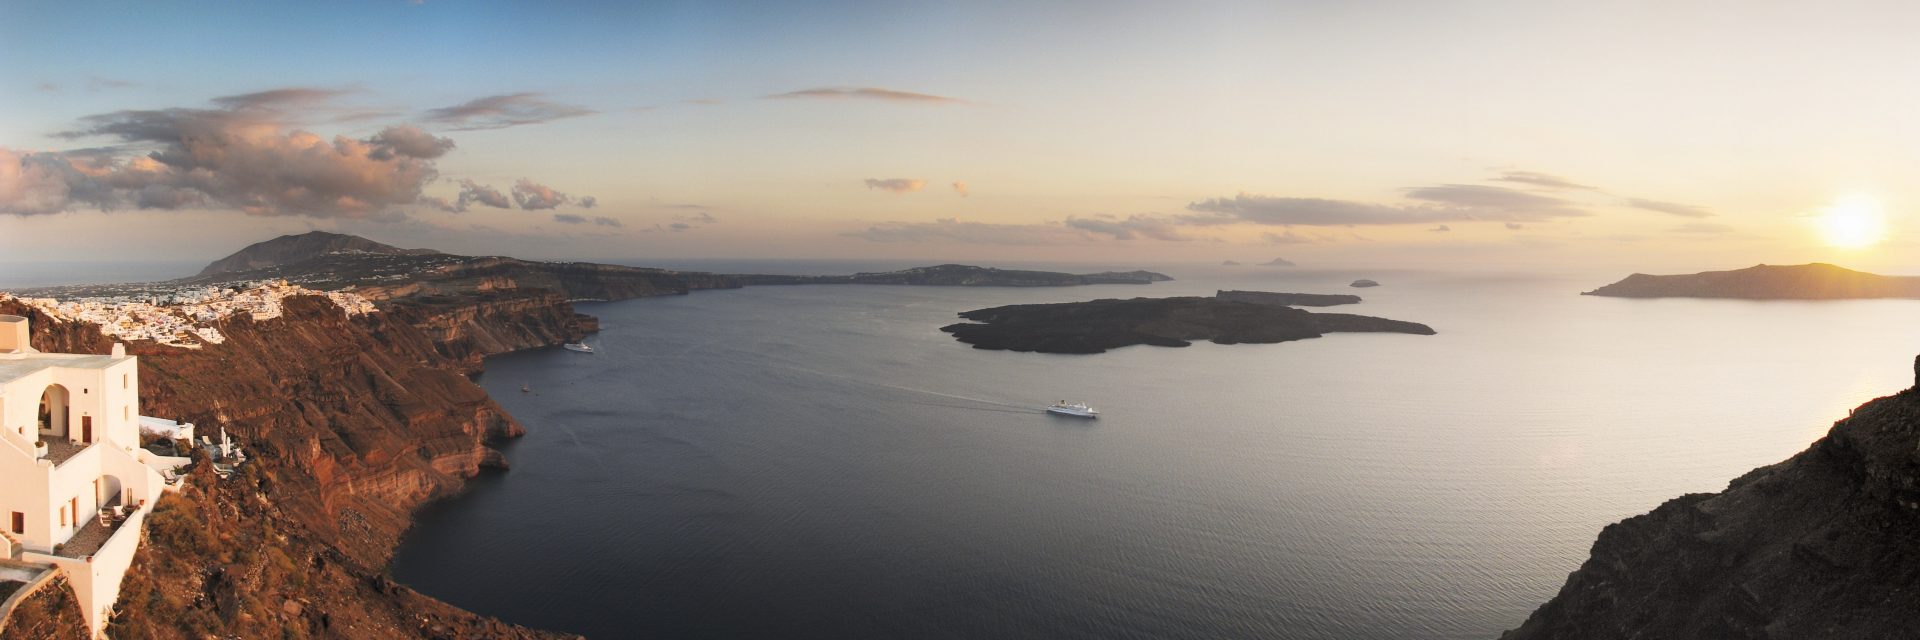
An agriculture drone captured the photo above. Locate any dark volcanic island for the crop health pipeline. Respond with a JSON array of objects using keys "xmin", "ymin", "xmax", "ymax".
[
  {"xmin": 1584, "ymin": 262, "xmax": 1920, "ymax": 299},
  {"xmin": 941, "ymin": 290, "xmax": 1433, "ymax": 354}
]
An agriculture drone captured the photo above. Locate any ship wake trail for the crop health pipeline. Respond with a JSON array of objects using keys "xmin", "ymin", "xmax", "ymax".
[{"xmin": 767, "ymin": 361, "xmax": 1036, "ymax": 412}]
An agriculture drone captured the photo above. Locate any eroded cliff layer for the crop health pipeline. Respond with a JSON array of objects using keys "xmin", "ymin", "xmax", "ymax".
[{"xmin": 1503, "ymin": 361, "xmax": 1920, "ymax": 639}]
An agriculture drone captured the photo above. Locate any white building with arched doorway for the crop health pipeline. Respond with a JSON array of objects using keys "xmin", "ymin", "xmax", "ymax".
[{"xmin": 0, "ymin": 314, "xmax": 188, "ymax": 638}]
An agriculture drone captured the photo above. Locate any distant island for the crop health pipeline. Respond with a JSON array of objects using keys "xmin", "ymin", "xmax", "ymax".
[
  {"xmin": 1259, "ymin": 257, "xmax": 1296, "ymax": 267},
  {"xmin": 1221, "ymin": 260, "xmax": 1242, "ymax": 266},
  {"xmin": 1584, "ymin": 263, "xmax": 1920, "ymax": 299},
  {"xmin": 735, "ymin": 264, "xmax": 1173, "ymax": 287},
  {"xmin": 940, "ymin": 290, "xmax": 1432, "ymax": 354},
  {"xmin": 1350, "ymin": 279, "xmax": 1379, "ymax": 288},
  {"xmin": 1215, "ymin": 289, "xmax": 1362, "ymax": 307}
]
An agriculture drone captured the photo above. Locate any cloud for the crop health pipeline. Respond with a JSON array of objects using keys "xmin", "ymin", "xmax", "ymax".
[
  {"xmin": 578, "ymin": 196, "xmax": 597, "ymax": 208},
  {"xmin": 1627, "ymin": 197, "xmax": 1713, "ymax": 218},
  {"xmin": 511, "ymin": 178, "xmax": 573, "ymax": 210},
  {"xmin": 593, "ymin": 216, "xmax": 622, "ymax": 227},
  {"xmin": 679, "ymin": 211, "xmax": 718, "ymax": 224},
  {"xmin": 669, "ymin": 222, "xmax": 692, "ymax": 231},
  {"xmin": 1402, "ymin": 184, "xmax": 1590, "ymax": 218},
  {"xmin": 455, "ymin": 179, "xmax": 510, "ymax": 211},
  {"xmin": 952, "ymin": 180, "xmax": 969, "ymax": 197},
  {"xmin": 765, "ymin": 87, "xmax": 965, "ymax": 104},
  {"xmin": 366, "ymin": 125, "xmax": 456, "ymax": 160},
  {"xmin": 864, "ymin": 178, "xmax": 925, "ymax": 193},
  {"xmin": 1671, "ymin": 222, "xmax": 1734, "ymax": 234},
  {"xmin": 1064, "ymin": 214, "xmax": 1188, "ymax": 240},
  {"xmin": 86, "ymin": 77, "xmax": 136, "ymax": 91},
  {"xmin": 848, "ymin": 218, "xmax": 1082, "ymax": 245},
  {"xmin": 13, "ymin": 92, "xmax": 451, "ymax": 218},
  {"xmin": 553, "ymin": 213, "xmax": 587, "ymax": 224},
  {"xmin": 1491, "ymin": 171, "xmax": 1594, "ymax": 190},
  {"xmin": 1186, "ymin": 194, "xmax": 1438, "ymax": 225},
  {"xmin": 0, "ymin": 148, "xmax": 80, "ymax": 215},
  {"xmin": 1263, "ymin": 231, "xmax": 1314, "ymax": 244},
  {"xmin": 1429, "ymin": 224, "xmax": 1452, "ymax": 232},
  {"xmin": 422, "ymin": 93, "xmax": 595, "ymax": 130},
  {"xmin": 1505, "ymin": 222, "xmax": 1525, "ymax": 230},
  {"xmin": 211, "ymin": 87, "xmax": 356, "ymax": 111}
]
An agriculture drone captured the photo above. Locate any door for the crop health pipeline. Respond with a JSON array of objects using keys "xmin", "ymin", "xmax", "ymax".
[
  {"xmin": 81, "ymin": 416, "xmax": 92, "ymax": 443},
  {"xmin": 10, "ymin": 512, "xmax": 21, "ymax": 534}
]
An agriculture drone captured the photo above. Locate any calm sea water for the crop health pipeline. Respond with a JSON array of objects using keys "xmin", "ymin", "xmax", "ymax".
[{"xmin": 389, "ymin": 267, "xmax": 1920, "ymax": 639}]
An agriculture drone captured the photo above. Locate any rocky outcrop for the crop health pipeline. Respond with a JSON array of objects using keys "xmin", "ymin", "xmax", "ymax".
[
  {"xmin": 1503, "ymin": 356, "xmax": 1920, "ymax": 638},
  {"xmin": 385, "ymin": 290, "xmax": 597, "ymax": 373},
  {"xmin": 940, "ymin": 296, "xmax": 1433, "ymax": 354},
  {"xmin": 1583, "ymin": 263, "xmax": 1920, "ymax": 299}
]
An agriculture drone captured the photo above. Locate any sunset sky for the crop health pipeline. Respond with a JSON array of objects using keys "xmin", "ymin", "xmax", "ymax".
[{"xmin": 4, "ymin": 0, "xmax": 1919, "ymax": 273}]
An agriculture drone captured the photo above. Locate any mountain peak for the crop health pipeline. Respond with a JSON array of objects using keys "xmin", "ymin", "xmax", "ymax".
[{"xmin": 199, "ymin": 232, "xmax": 439, "ymax": 276}]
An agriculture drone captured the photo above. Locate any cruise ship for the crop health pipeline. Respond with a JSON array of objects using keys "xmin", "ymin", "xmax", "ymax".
[
  {"xmin": 1046, "ymin": 401, "xmax": 1098, "ymax": 418},
  {"xmin": 563, "ymin": 342, "xmax": 594, "ymax": 353}
]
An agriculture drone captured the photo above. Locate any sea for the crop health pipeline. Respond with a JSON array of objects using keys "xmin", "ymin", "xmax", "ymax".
[{"xmin": 351, "ymin": 261, "xmax": 1919, "ymax": 639}]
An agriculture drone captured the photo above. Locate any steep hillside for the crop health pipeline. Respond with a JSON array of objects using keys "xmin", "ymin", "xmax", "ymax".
[
  {"xmin": 1503, "ymin": 357, "xmax": 1920, "ymax": 638},
  {"xmin": 199, "ymin": 231, "xmax": 439, "ymax": 276}
]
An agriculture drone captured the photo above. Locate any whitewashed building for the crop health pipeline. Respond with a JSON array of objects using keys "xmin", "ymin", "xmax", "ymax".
[{"xmin": 0, "ymin": 314, "xmax": 189, "ymax": 638}]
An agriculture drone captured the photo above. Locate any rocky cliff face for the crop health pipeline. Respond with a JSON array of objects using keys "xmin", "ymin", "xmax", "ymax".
[
  {"xmin": 1503, "ymin": 357, "xmax": 1920, "ymax": 638},
  {"xmin": 0, "ymin": 296, "xmax": 572, "ymax": 638},
  {"xmin": 2, "ymin": 575, "xmax": 89, "ymax": 640}
]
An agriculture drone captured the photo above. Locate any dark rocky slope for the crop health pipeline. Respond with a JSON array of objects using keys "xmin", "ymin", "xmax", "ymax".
[
  {"xmin": 1503, "ymin": 357, "xmax": 1920, "ymax": 639},
  {"xmin": 1585, "ymin": 263, "xmax": 1920, "ymax": 299},
  {"xmin": 941, "ymin": 295, "xmax": 1433, "ymax": 354},
  {"xmin": 2, "ymin": 575, "xmax": 89, "ymax": 640}
]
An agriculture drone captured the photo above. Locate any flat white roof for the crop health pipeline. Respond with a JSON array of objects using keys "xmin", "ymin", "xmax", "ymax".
[{"xmin": 0, "ymin": 353, "xmax": 133, "ymax": 387}]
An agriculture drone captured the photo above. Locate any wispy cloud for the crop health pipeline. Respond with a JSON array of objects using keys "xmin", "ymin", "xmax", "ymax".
[
  {"xmin": 864, "ymin": 178, "xmax": 926, "ymax": 193},
  {"xmin": 1491, "ymin": 171, "xmax": 1594, "ymax": 191},
  {"xmin": 1671, "ymin": 222, "xmax": 1734, "ymax": 234},
  {"xmin": 1189, "ymin": 184, "xmax": 1589, "ymax": 227},
  {"xmin": 952, "ymin": 180, "xmax": 970, "ymax": 197},
  {"xmin": 1627, "ymin": 198, "xmax": 1714, "ymax": 218},
  {"xmin": 422, "ymin": 93, "xmax": 595, "ymax": 130},
  {"xmin": 1429, "ymin": 224, "xmax": 1452, "ymax": 232},
  {"xmin": 1064, "ymin": 214, "xmax": 1189, "ymax": 241},
  {"xmin": 848, "ymin": 218, "xmax": 1082, "ymax": 245},
  {"xmin": 765, "ymin": 87, "xmax": 965, "ymax": 105}
]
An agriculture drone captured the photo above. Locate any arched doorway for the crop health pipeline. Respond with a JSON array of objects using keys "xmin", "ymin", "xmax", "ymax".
[
  {"xmin": 38, "ymin": 384, "xmax": 69, "ymax": 438},
  {"xmin": 98, "ymin": 475, "xmax": 126, "ymax": 509}
]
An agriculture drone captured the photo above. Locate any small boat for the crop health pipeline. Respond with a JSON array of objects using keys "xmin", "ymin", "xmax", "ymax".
[
  {"xmin": 521, "ymin": 383, "xmax": 531, "ymax": 393},
  {"xmin": 563, "ymin": 342, "xmax": 594, "ymax": 353},
  {"xmin": 1046, "ymin": 401, "xmax": 1098, "ymax": 418}
]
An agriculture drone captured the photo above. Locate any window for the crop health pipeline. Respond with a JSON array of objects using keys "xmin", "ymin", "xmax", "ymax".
[
  {"xmin": 59, "ymin": 506, "xmax": 66, "ymax": 527},
  {"xmin": 123, "ymin": 374, "xmax": 128, "ymax": 389},
  {"xmin": 124, "ymin": 406, "xmax": 129, "ymax": 420}
]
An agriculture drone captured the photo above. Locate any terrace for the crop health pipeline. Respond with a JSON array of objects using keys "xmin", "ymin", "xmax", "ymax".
[{"xmin": 37, "ymin": 439, "xmax": 86, "ymax": 467}]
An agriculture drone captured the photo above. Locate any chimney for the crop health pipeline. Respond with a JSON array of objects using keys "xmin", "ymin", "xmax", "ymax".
[
  {"xmin": 112, "ymin": 343, "xmax": 126, "ymax": 357},
  {"xmin": 0, "ymin": 315, "xmax": 27, "ymax": 354}
]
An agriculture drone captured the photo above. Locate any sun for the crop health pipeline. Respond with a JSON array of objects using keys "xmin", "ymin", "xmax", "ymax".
[{"xmin": 1818, "ymin": 194, "xmax": 1888, "ymax": 249}]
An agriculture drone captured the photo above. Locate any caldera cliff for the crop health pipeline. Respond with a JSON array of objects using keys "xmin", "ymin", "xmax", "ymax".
[
  {"xmin": 0, "ymin": 295, "xmax": 575, "ymax": 638},
  {"xmin": 1503, "ymin": 356, "xmax": 1920, "ymax": 638}
]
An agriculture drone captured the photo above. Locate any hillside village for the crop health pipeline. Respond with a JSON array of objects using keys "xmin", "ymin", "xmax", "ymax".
[{"xmin": 0, "ymin": 281, "xmax": 377, "ymax": 349}]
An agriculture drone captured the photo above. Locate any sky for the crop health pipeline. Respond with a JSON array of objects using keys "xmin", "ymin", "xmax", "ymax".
[{"xmin": 4, "ymin": 0, "xmax": 1920, "ymax": 274}]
